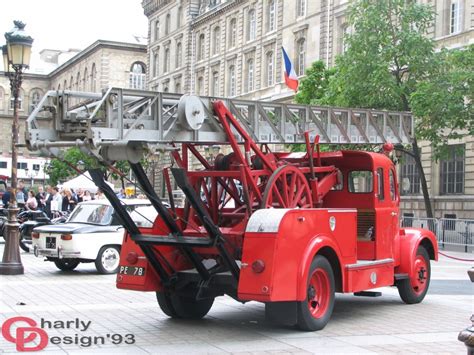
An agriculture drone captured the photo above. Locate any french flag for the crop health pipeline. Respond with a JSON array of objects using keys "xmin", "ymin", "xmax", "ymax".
[{"xmin": 282, "ymin": 47, "xmax": 299, "ymax": 91}]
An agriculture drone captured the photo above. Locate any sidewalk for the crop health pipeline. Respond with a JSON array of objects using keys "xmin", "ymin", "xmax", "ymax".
[{"xmin": 0, "ymin": 245, "xmax": 472, "ymax": 354}]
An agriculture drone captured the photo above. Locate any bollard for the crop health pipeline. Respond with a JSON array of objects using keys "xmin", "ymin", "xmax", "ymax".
[{"xmin": 458, "ymin": 268, "xmax": 474, "ymax": 354}]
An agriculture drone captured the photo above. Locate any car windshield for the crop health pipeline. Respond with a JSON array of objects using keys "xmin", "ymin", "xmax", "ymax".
[{"xmin": 68, "ymin": 204, "xmax": 113, "ymax": 225}]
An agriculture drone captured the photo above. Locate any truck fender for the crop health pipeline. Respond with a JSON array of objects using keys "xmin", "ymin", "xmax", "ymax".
[
  {"xmin": 296, "ymin": 234, "xmax": 344, "ymax": 301},
  {"xmin": 396, "ymin": 228, "xmax": 438, "ymax": 277}
]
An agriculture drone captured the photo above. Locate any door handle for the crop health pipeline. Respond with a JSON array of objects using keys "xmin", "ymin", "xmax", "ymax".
[{"xmin": 391, "ymin": 212, "xmax": 397, "ymax": 217}]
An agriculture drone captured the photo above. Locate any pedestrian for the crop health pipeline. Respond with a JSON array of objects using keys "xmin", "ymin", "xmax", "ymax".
[
  {"xmin": 44, "ymin": 185, "xmax": 53, "ymax": 217},
  {"xmin": 50, "ymin": 187, "xmax": 63, "ymax": 214},
  {"xmin": 76, "ymin": 188, "xmax": 84, "ymax": 203},
  {"xmin": 26, "ymin": 190, "xmax": 38, "ymax": 210},
  {"xmin": 2, "ymin": 187, "xmax": 11, "ymax": 209},
  {"xmin": 82, "ymin": 190, "xmax": 92, "ymax": 201},
  {"xmin": 95, "ymin": 189, "xmax": 105, "ymax": 200},
  {"xmin": 62, "ymin": 188, "xmax": 78, "ymax": 212},
  {"xmin": 116, "ymin": 188, "xmax": 126, "ymax": 199},
  {"xmin": 35, "ymin": 186, "xmax": 46, "ymax": 211}
]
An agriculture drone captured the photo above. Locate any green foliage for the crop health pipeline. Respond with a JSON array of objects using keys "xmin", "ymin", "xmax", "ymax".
[
  {"xmin": 411, "ymin": 45, "xmax": 474, "ymax": 158},
  {"xmin": 322, "ymin": 0, "xmax": 436, "ymax": 110},
  {"xmin": 295, "ymin": 61, "xmax": 335, "ymax": 105},
  {"xmin": 47, "ymin": 148, "xmax": 97, "ymax": 185}
]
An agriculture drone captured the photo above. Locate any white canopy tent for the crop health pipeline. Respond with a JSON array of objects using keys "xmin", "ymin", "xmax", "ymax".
[{"xmin": 62, "ymin": 172, "xmax": 114, "ymax": 194}]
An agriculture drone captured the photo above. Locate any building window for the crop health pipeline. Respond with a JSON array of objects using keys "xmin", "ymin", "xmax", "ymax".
[
  {"xmin": 164, "ymin": 48, "xmax": 170, "ymax": 73},
  {"xmin": 129, "ymin": 62, "xmax": 146, "ymax": 90},
  {"xmin": 246, "ymin": 59, "xmax": 254, "ymax": 92},
  {"xmin": 63, "ymin": 80, "xmax": 67, "ymax": 91},
  {"xmin": 153, "ymin": 51, "xmax": 158, "ymax": 77},
  {"xmin": 177, "ymin": 6, "xmax": 182, "ymax": 28},
  {"xmin": 0, "ymin": 161, "xmax": 7, "ymax": 169},
  {"xmin": 440, "ymin": 144, "xmax": 465, "ymax": 194},
  {"xmin": 176, "ymin": 42, "xmax": 182, "ymax": 68},
  {"xmin": 399, "ymin": 152, "xmax": 420, "ymax": 195},
  {"xmin": 450, "ymin": 1, "xmax": 462, "ymax": 34},
  {"xmin": 212, "ymin": 71, "xmax": 219, "ymax": 96},
  {"xmin": 83, "ymin": 68, "xmax": 89, "ymax": 91},
  {"xmin": 175, "ymin": 81, "xmax": 181, "ymax": 93},
  {"xmin": 268, "ymin": 0, "xmax": 276, "ymax": 32},
  {"xmin": 197, "ymin": 76, "xmax": 204, "ymax": 95},
  {"xmin": 163, "ymin": 86, "xmax": 169, "ymax": 92},
  {"xmin": 296, "ymin": 38, "xmax": 306, "ymax": 76},
  {"xmin": 212, "ymin": 26, "xmax": 220, "ymax": 55},
  {"xmin": 165, "ymin": 13, "xmax": 171, "ymax": 35},
  {"xmin": 341, "ymin": 24, "xmax": 349, "ymax": 54},
  {"xmin": 32, "ymin": 164, "xmax": 40, "ymax": 171},
  {"xmin": 91, "ymin": 64, "xmax": 97, "ymax": 91},
  {"xmin": 76, "ymin": 72, "xmax": 81, "ymax": 91},
  {"xmin": 0, "ymin": 87, "xmax": 4, "ymax": 111},
  {"xmin": 154, "ymin": 20, "xmax": 160, "ymax": 40},
  {"xmin": 228, "ymin": 65, "xmax": 236, "ymax": 96},
  {"xmin": 29, "ymin": 90, "xmax": 42, "ymax": 113},
  {"xmin": 229, "ymin": 18, "xmax": 237, "ymax": 48},
  {"xmin": 17, "ymin": 162, "xmax": 27, "ymax": 170},
  {"xmin": 10, "ymin": 91, "xmax": 23, "ymax": 110},
  {"xmin": 247, "ymin": 9, "xmax": 256, "ymax": 41},
  {"xmin": 297, "ymin": 0, "xmax": 306, "ymax": 17},
  {"xmin": 266, "ymin": 51, "xmax": 274, "ymax": 86},
  {"xmin": 198, "ymin": 33, "xmax": 205, "ymax": 60},
  {"xmin": 69, "ymin": 76, "xmax": 74, "ymax": 90}
]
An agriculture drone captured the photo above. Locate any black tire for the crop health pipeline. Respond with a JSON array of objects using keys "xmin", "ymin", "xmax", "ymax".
[
  {"xmin": 397, "ymin": 246, "xmax": 431, "ymax": 304},
  {"xmin": 296, "ymin": 255, "xmax": 335, "ymax": 331},
  {"xmin": 54, "ymin": 259, "xmax": 80, "ymax": 271},
  {"xmin": 95, "ymin": 246, "xmax": 121, "ymax": 274},
  {"xmin": 157, "ymin": 291, "xmax": 214, "ymax": 319},
  {"xmin": 19, "ymin": 234, "xmax": 30, "ymax": 253}
]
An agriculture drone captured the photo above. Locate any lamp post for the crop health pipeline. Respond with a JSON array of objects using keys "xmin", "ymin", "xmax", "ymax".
[{"xmin": 0, "ymin": 21, "xmax": 33, "ymax": 275}]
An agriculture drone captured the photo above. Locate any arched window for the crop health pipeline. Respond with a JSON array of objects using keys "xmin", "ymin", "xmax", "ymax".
[
  {"xmin": 176, "ymin": 42, "xmax": 182, "ymax": 68},
  {"xmin": 228, "ymin": 65, "xmax": 236, "ymax": 96},
  {"xmin": 83, "ymin": 68, "xmax": 89, "ymax": 91},
  {"xmin": 57, "ymin": 84, "xmax": 61, "ymax": 91},
  {"xmin": 154, "ymin": 20, "xmax": 160, "ymax": 40},
  {"xmin": 246, "ymin": 59, "xmax": 254, "ymax": 92},
  {"xmin": 29, "ymin": 89, "xmax": 43, "ymax": 113},
  {"xmin": 297, "ymin": 0, "xmax": 306, "ymax": 17},
  {"xmin": 91, "ymin": 64, "xmax": 97, "ymax": 92},
  {"xmin": 247, "ymin": 9, "xmax": 256, "ymax": 41},
  {"xmin": 197, "ymin": 76, "xmax": 204, "ymax": 95},
  {"xmin": 152, "ymin": 51, "xmax": 158, "ymax": 77},
  {"xmin": 69, "ymin": 76, "xmax": 74, "ymax": 90},
  {"xmin": 268, "ymin": 0, "xmax": 276, "ymax": 32},
  {"xmin": 63, "ymin": 80, "xmax": 67, "ymax": 91},
  {"xmin": 296, "ymin": 38, "xmax": 306, "ymax": 76},
  {"xmin": 212, "ymin": 26, "xmax": 220, "ymax": 55},
  {"xmin": 266, "ymin": 51, "xmax": 274, "ymax": 86},
  {"xmin": 164, "ymin": 48, "xmax": 170, "ymax": 72},
  {"xmin": 177, "ymin": 6, "xmax": 182, "ymax": 28},
  {"xmin": 165, "ymin": 13, "xmax": 171, "ymax": 35},
  {"xmin": 129, "ymin": 62, "xmax": 146, "ymax": 89},
  {"xmin": 198, "ymin": 33, "xmax": 205, "ymax": 60},
  {"xmin": 229, "ymin": 18, "xmax": 237, "ymax": 48},
  {"xmin": 212, "ymin": 71, "xmax": 219, "ymax": 96},
  {"xmin": 76, "ymin": 72, "xmax": 81, "ymax": 91},
  {"xmin": 175, "ymin": 82, "xmax": 181, "ymax": 93},
  {"xmin": 163, "ymin": 86, "xmax": 169, "ymax": 92}
]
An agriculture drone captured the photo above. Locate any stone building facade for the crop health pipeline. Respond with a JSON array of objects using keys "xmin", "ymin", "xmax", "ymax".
[
  {"xmin": 0, "ymin": 40, "xmax": 147, "ymax": 185},
  {"xmin": 145, "ymin": 0, "xmax": 473, "ymax": 218}
]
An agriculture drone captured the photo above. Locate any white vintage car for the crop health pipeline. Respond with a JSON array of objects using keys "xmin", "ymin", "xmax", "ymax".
[{"xmin": 32, "ymin": 199, "xmax": 158, "ymax": 274}]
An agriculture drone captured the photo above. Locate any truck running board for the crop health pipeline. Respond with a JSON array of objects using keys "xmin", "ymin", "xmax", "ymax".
[
  {"xmin": 354, "ymin": 291, "xmax": 382, "ymax": 297},
  {"xmin": 134, "ymin": 234, "xmax": 213, "ymax": 247}
]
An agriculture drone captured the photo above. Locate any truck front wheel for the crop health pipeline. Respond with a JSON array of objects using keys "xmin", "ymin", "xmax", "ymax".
[
  {"xmin": 156, "ymin": 292, "xmax": 214, "ymax": 319},
  {"xmin": 297, "ymin": 255, "xmax": 335, "ymax": 331},
  {"xmin": 397, "ymin": 246, "xmax": 431, "ymax": 304}
]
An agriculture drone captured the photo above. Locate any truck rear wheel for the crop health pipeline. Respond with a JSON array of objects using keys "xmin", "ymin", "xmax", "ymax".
[
  {"xmin": 397, "ymin": 246, "xmax": 431, "ymax": 304},
  {"xmin": 297, "ymin": 255, "xmax": 335, "ymax": 331},
  {"xmin": 156, "ymin": 292, "xmax": 214, "ymax": 319}
]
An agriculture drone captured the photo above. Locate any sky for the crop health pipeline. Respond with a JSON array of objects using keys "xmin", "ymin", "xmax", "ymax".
[{"xmin": 1, "ymin": 0, "xmax": 148, "ymax": 52}]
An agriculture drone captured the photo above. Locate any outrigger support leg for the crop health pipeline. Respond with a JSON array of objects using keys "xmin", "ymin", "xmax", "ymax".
[
  {"xmin": 129, "ymin": 162, "xmax": 211, "ymax": 281},
  {"xmin": 88, "ymin": 169, "xmax": 172, "ymax": 285},
  {"xmin": 171, "ymin": 168, "xmax": 240, "ymax": 280}
]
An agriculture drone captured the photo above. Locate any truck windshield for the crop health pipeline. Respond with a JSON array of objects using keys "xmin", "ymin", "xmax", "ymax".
[
  {"xmin": 348, "ymin": 170, "xmax": 373, "ymax": 193},
  {"xmin": 68, "ymin": 204, "xmax": 113, "ymax": 225}
]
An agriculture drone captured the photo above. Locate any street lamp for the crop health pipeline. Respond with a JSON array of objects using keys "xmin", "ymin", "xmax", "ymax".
[{"xmin": 0, "ymin": 21, "xmax": 33, "ymax": 275}]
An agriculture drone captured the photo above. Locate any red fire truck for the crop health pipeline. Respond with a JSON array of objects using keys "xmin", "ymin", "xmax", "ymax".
[{"xmin": 26, "ymin": 89, "xmax": 438, "ymax": 331}]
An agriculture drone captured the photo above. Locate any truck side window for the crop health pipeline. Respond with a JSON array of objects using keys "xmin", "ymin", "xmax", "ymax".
[
  {"xmin": 377, "ymin": 168, "xmax": 384, "ymax": 200},
  {"xmin": 348, "ymin": 170, "xmax": 373, "ymax": 193},
  {"xmin": 389, "ymin": 169, "xmax": 396, "ymax": 200}
]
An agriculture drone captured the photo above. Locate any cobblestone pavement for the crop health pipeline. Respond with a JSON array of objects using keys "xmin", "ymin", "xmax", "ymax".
[{"xmin": 0, "ymin": 244, "xmax": 472, "ymax": 354}]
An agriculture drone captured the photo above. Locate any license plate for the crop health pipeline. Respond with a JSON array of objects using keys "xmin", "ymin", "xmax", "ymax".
[
  {"xmin": 119, "ymin": 266, "xmax": 145, "ymax": 276},
  {"xmin": 45, "ymin": 237, "xmax": 56, "ymax": 249}
]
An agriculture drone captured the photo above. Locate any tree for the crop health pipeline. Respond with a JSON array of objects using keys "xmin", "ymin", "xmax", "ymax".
[
  {"xmin": 295, "ymin": 61, "xmax": 335, "ymax": 105},
  {"xmin": 298, "ymin": 0, "xmax": 452, "ymax": 219},
  {"xmin": 411, "ymin": 45, "xmax": 474, "ymax": 159}
]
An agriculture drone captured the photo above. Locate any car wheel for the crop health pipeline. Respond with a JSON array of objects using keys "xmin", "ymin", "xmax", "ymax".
[
  {"xmin": 397, "ymin": 246, "xmax": 431, "ymax": 304},
  {"xmin": 54, "ymin": 259, "xmax": 80, "ymax": 271},
  {"xmin": 19, "ymin": 233, "xmax": 31, "ymax": 253},
  {"xmin": 95, "ymin": 246, "xmax": 121, "ymax": 274},
  {"xmin": 296, "ymin": 255, "xmax": 335, "ymax": 331}
]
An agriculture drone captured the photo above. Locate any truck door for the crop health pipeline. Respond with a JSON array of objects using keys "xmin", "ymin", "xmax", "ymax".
[{"xmin": 388, "ymin": 168, "xmax": 400, "ymax": 261}]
